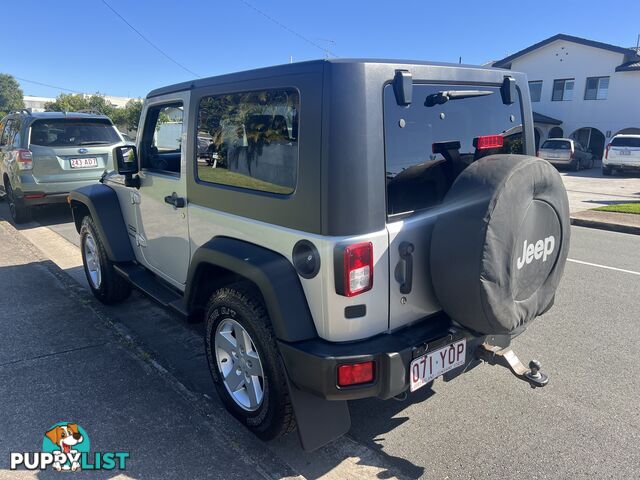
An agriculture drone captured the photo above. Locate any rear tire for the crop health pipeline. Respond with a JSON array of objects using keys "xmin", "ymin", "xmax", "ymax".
[
  {"xmin": 573, "ymin": 158, "xmax": 582, "ymax": 171},
  {"xmin": 602, "ymin": 166, "xmax": 612, "ymax": 176},
  {"xmin": 205, "ymin": 283, "xmax": 296, "ymax": 441},
  {"xmin": 80, "ymin": 216, "xmax": 131, "ymax": 304},
  {"xmin": 4, "ymin": 179, "xmax": 31, "ymax": 224}
]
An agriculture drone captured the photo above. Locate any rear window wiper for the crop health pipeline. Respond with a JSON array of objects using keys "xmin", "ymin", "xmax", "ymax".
[{"xmin": 425, "ymin": 90, "xmax": 493, "ymax": 107}]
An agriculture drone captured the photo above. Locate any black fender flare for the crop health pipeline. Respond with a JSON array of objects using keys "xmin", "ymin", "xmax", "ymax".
[
  {"xmin": 185, "ymin": 237, "xmax": 318, "ymax": 343},
  {"xmin": 68, "ymin": 184, "xmax": 135, "ymax": 263}
]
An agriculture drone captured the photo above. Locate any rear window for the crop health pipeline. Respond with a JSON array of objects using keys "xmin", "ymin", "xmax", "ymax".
[
  {"xmin": 541, "ymin": 140, "xmax": 571, "ymax": 150},
  {"xmin": 30, "ymin": 118, "xmax": 120, "ymax": 147},
  {"xmin": 611, "ymin": 137, "xmax": 640, "ymax": 148},
  {"xmin": 384, "ymin": 83, "xmax": 524, "ymax": 216}
]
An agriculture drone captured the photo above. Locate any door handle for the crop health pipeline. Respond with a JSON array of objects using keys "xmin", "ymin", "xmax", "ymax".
[
  {"xmin": 164, "ymin": 192, "xmax": 186, "ymax": 208},
  {"xmin": 399, "ymin": 242, "xmax": 414, "ymax": 294}
]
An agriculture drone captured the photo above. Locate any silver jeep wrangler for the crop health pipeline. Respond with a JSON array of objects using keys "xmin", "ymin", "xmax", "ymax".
[{"xmin": 69, "ymin": 60, "xmax": 570, "ymax": 451}]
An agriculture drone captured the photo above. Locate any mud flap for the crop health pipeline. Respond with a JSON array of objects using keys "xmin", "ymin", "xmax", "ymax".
[{"xmin": 286, "ymin": 377, "xmax": 351, "ymax": 451}]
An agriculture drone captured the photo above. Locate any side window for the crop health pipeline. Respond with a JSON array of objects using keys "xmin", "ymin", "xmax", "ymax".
[
  {"xmin": 0, "ymin": 119, "xmax": 13, "ymax": 146},
  {"xmin": 11, "ymin": 119, "xmax": 22, "ymax": 147},
  {"xmin": 140, "ymin": 103, "xmax": 183, "ymax": 175},
  {"xmin": 195, "ymin": 88, "xmax": 299, "ymax": 195}
]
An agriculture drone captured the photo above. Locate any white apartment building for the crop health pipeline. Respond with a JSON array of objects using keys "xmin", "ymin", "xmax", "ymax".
[
  {"xmin": 493, "ymin": 34, "xmax": 640, "ymax": 158},
  {"xmin": 23, "ymin": 94, "xmax": 136, "ymax": 112}
]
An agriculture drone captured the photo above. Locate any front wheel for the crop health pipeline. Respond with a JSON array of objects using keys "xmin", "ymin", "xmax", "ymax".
[
  {"xmin": 205, "ymin": 283, "xmax": 296, "ymax": 441},
  {"xmin": 80, "ymin": 216, "xmax": 131, "ymax": 304}
]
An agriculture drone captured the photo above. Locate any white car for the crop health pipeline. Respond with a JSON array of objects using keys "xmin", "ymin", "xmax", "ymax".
[{"xmin": 603, "ymin": 134, "xmax": 640, "ymax": 175}]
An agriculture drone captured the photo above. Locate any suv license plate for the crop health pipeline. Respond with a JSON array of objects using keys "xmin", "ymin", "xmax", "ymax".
[
  {"xmin": 70, "ymin": 157, "xmax": 98, "ymax": 168},
  {"xmin": 409, "ymin": 339, "xmax": 466, "ymax": 392},
  {"xmin": 620, "ymin": 150, "xmax": 630, "ymax": 155}
]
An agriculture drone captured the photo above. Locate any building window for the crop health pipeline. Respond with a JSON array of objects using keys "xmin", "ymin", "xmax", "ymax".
[
  {"xmin": 529, "ymin": 81, "xmax": 542, "ymax": 102},
  {"xmin": 584, "ymin": 76, "xmax": 609, "ymax": 100},
  {"xmin": 552, "ymin": 79, "xmax": 574, "ymax": 101}
]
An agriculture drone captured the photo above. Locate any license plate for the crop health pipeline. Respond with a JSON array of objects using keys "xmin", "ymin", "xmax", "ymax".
[
  {"xmin": 620, "ymin": 150, "xmax": 631, "ymax": 156},
  {"xmin": 409, "ymin": 339, "xmax": 466, "ymax": 392},
  {"xmin": 70, "ymin": 157, "xmax": 98, "ymax": 168}
]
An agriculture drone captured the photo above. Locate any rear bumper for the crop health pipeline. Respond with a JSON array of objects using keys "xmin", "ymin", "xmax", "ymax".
[
  {"xmin": 278, "ymin": 313, "xmax": 508, "ymax": 401},
  {"xmin": 21, "ymin": 192, "xmax": 70, "ymax": 206},
  {"xmin": 16, "ymin": 176, "xmax": 102, "ymax": 206},
  {"xmin": 603, "ymin": 162, "xmax": 640, "ymax": 171}
]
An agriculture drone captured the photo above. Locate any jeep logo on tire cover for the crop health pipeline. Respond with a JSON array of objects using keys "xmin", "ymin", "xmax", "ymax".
[
  {"xmin": 516, "ymin": 236, "xmax": 555, "ymax": 270},
  {"xmin": 512, "ymin": 199, "xmax": 562, "ymax": 301}
]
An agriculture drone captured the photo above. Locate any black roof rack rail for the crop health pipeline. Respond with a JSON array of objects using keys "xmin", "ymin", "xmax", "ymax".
[
  {"xmin": 9, "ymin": 109, "xmax": 32, "ymax": 115},
  {"xmin": 76, "ymin": 109, "xmax": 105, "ymax": 115}
]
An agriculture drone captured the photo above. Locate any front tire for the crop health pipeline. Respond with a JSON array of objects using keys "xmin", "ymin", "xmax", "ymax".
[
  {"xmin": 80, "ymin": 216, "xmax": 131, "ymax": 304},
  {"xmin": 205, "ymin": 283, "xmax": 296, "ymax": 441}
]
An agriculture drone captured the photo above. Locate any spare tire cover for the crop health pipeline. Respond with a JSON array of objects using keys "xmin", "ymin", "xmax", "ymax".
[{"xmin": 430, "ymin": 155, "xmax": 570, "ymax": 335}]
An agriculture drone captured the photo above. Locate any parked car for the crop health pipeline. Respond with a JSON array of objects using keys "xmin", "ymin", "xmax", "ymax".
[
  {"xmin": 602, "ymin": 134, "xmax": 640, "ymax": 175},
  {"xmin": 537, "ymin": 138, "xmax": 594, "ymax": 171},
  {"xmin": 0, "ymin": 110, "xmax": 124, "ymax": 223},
  {"xmin": 68, "ymin": 60, "xmax": 570, "ymax": 451}
]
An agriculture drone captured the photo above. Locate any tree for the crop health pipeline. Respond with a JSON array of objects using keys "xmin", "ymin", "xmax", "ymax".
[
  {"xmin": 118, "ymin": 99, "xmax": 143, "ymax": 130},
  {"xmin": 44, "ymin": 93, "xmax": 117, "ymax": 119},
  {"xmin": 0, "ymin": 73, "xmax": 24, "ymax": 117}
]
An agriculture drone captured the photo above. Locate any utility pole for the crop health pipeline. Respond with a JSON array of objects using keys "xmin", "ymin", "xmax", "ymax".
[{"xmin": 636, "ymin": 34, "xmax": 639, "ymax": 53}]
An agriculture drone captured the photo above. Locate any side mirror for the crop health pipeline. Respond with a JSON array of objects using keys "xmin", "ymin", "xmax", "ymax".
[{"xmin": 113, "ymin": 145, "xmax": 140, "ymax": 188}]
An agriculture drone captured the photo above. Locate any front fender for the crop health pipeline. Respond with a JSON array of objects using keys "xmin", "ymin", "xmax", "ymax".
[{"xmin": 68, "ymin": 184, "xmax": 135, "ymax": 263}]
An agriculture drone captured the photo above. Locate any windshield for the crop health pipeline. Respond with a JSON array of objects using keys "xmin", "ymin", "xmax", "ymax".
[
  {"xmin": 611, "ymin": 137, "xmax": 640, "ymax": 148},
  {"xmin": 30, "ymin": 118, "xmax": 120, "ymax": 147},
  {"xmin": 384, "ymin": 83, "xmax": 524, "ymax": 216},
  {"xmin": 541, "ymin": 140, "xmax": 571, "ymax": 150}
]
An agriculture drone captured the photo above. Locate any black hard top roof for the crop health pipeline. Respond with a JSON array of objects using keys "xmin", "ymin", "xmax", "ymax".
[{"xmin": 147, "ymin": 58, "xmax": 509, "ymax": 98}]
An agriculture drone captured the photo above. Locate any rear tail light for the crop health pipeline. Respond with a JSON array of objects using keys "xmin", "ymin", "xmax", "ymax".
[
  {"xmin": 605, "ymin": 144, "xmax": 611, "ymax": 159},
  {"xmin": 342, "ymin": 242, "xmax": 373, "ymax": 297},
  {"xmin": 338, "ymin": 361, "xmax": 375, "ymax": 386},
  {"xmin": 17, "ymin": 149, "xmax": 33, "ymax": 170},
  {"xmin": 473, "ymin": 135, "xmax": 504, "ymax": 150}
]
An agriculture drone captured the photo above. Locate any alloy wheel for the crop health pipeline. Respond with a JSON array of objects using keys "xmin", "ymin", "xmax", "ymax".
[{"xmin": 214, "ymin": 318, "xmax": 265, "ymax": 411}]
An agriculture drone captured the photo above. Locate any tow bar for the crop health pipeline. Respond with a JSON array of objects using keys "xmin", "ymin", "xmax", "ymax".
[{"xmin": 476, "ymin": 343, "xmax": 549, "ymax": 388}]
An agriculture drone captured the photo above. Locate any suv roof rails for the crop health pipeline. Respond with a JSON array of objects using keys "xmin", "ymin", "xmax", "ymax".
[
  {"xmin": 9, "ymin": 109, "xmax": 32, "ymax": 116},
  {"xmin": 76, "ymin": 109, "xmax": 105, "ymax": 116}
]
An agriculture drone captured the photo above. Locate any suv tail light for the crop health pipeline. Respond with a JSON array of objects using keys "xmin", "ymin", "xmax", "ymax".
[
  {"xmin": 474, "ymin": 135, "xmax": 504, "ymax": 150},
  {"xmin": 342, "ymin": 242, "xmax": 373, "ymax": 297},
  {"xmin": 338, "ymin": 361, "xmax": 374, "ymax": 386},
  {"xmin": 17, "ymin": 149, "xmax": 33, "ymax": 170},
  {"xmin": 605, "ymin": 143, "xmax": 611, "ymax": 159}
]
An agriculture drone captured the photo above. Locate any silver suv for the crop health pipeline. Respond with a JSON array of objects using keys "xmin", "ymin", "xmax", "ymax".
[{"xmin": 0, "ymin": 110, "xmax": 124, "ymax": 223}]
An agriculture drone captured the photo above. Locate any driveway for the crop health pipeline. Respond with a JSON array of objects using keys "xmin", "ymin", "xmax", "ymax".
[{"xmin": 560, "ymin": 167, "xmax": 640, "ymax": 212}]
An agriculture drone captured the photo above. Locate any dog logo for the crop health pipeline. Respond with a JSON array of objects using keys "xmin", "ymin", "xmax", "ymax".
[
  {"xmin": 10, "ymin": 421, "xmax": 128, "ymax": 472},
  {"xmin": 43, "ymin": 423, "xmax": 89, "ymax": 471}
]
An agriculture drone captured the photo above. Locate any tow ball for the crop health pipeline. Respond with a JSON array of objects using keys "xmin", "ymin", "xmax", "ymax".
[{"xmin": 476, "ymin": 343, "xmax": 549, "ymax": 388}]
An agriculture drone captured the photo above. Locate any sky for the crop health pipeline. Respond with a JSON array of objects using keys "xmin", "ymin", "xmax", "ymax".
[{"xmin": 3, "ymin": 0, "xmax": 640, "ymax": 99}]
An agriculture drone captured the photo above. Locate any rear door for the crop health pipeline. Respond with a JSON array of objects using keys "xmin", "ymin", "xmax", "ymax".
[
  {"xmin": 384, "ymin": 82, "xmax": 524, "ymax": 330},
  {"xmin": 134, "ymin": 94, "xmax": 190, "ymax": 286},
  {"xmin": 608, "ymin": 136, "xmax": 640, "ymax": 164},
  {"xmin": 28, "ymin": 118, "xmax": 121, "ymax": 183}
]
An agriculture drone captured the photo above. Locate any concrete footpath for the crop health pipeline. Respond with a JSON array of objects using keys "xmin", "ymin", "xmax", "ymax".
[{"xmin": 0, "ymin": 220, "xmax": 299, "ymax": 479}]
